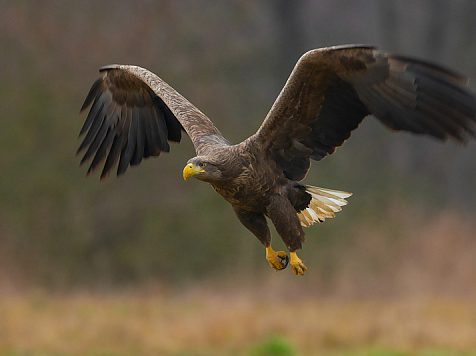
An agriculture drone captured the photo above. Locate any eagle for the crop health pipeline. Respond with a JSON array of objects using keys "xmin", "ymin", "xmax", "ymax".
[{"xmin": 77, "ymin": 45, "xmax": 476, "ymax": 275}]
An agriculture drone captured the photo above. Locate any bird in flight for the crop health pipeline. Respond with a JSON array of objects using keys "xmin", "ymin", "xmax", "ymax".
[{"xmin": 78, "ymin": 45, "xmax": 476, "ymax": 275}]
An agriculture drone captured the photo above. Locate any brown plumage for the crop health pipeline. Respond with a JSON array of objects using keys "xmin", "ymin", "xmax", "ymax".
[{"xmin": 78, "ymin": 45, "xmax": 476, "ymax": 275}]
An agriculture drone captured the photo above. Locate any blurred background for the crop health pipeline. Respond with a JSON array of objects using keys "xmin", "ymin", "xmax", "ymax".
[{"xmin": 1, "ymin": 1, "xmax": 476, "ymax": 355}]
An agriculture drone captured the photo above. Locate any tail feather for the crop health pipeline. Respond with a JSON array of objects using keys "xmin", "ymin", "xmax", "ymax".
[{"xmin": 297, "ymin": 185, "xmax": 352, "ymax": 227}]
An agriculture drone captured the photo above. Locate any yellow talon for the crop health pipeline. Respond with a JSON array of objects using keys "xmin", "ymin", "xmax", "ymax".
[
  {"xmin": 265, "ymin": 246, "xmax": 289, "ymax": 271},
  {"xmin": 290, "ymin": 252, "xmax": 307, "ymax": 275}
]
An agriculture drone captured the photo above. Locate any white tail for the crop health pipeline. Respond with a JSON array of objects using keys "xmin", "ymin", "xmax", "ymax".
[{"xmin": 297, "ymin": 185, "xmax": 352, "ymax": 227}]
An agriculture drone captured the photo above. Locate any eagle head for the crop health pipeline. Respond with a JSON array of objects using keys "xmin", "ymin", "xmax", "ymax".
[{"xmin": 183, "ymin": 156, "xmax": 224, "ymax": 183}]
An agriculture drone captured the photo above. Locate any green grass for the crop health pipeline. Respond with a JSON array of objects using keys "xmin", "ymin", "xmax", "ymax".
[{"xmin": 249, "ymin": 335, "xmax": 296, "ymax": 356}]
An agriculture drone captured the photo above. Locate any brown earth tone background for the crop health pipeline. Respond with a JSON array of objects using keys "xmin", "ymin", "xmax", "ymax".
[{"xmin": 1, "ymin": 1, "xmax": 475, "ymax": 355}]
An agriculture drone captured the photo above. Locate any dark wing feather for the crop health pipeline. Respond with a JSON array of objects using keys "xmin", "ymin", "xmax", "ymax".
[
  {"xmin": 102, "ymin": 106, "xmax": 129, "ymax": 178},
  {"xmin": 78, "ymin": 65, "xmax": 225, "ymax": 179},
  {"xmin": 250, "ymin": 45, "xmax": 476, "ymax": 181}
]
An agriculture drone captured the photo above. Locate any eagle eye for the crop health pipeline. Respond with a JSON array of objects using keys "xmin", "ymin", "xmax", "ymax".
[{"xmin": 199, "ymin": 162, "xmax": 206, "ymax": 168}]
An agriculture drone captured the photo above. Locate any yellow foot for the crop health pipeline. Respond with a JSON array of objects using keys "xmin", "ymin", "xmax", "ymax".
[
  {"xmin": 265, "ymin": 246, "xmax": 289, "ymax": 271},
  {"xmin": 290, "ymin": 252, "xmax": 307, "ymax": 275}
]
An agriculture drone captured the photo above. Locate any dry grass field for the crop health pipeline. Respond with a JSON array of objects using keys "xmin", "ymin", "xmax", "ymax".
[
  {"xmin": 1, "ymin": 209, "xmax": 476, "ymax": 356},
  {"xmin": 1, "ymin": 286, "xmax": 476, "ymax": 356}
]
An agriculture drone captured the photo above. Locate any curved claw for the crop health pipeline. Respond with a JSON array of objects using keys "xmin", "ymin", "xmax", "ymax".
[
  {"xmin": 266, "ymin": 247, "xmax": 289, "ymax": 271},
  {"xmin": 279, "ymin": 253, "xmax": 289, "ymax": 270},
  {"xmin": 290, "ymin": 252, "xmax": 307, "ymax": 275}
]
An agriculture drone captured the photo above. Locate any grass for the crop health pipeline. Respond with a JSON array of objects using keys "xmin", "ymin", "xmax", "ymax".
[
  {"xmin": 1, "ymin": 287, "xmax": 476, "ymax": 356},
  {"xmin": 1, "ymin": 208, "xmax": 475, "ymax": 356}
]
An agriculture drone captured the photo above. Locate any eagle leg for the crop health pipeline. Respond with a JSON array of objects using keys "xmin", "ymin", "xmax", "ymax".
[
  {"xmin": 266, "ymin": 194, "xmax": 307, "ymax": 275},
  {"xmin": 290, "ymin": 252, "xmax": 307, "ymax": 275},
  {"xmin": 232, "ymin": 206, "xmax": 289, "ymax": 271},
  {"xmin": 265, "ymin": 246, "xmax": 289, "ymax": 271}
]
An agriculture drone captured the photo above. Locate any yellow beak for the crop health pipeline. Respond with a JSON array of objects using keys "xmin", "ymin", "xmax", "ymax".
[{"xmin": 183, "ymin": 163, "xmax": 204, "ymax": 180}]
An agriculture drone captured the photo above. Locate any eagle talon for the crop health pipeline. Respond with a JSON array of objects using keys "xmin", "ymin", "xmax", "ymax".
[
  {"xmin": 290, "ymin": 252, "xmax": 307, "ymax": 275},
  {"xmin": 266, "ymin": 247, "xmax": 289, "ymax": 271},
  {"xmin": 279, "ymin": 254, "xmax": 289, "ymax": 270}
]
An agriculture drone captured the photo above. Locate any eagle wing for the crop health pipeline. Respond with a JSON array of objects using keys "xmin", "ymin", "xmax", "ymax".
[
  {"xmin": 78, "ymin": 65, "xmax": 224, "ymax": 179},
  {"xmin": 251, "ymin": 45, "xmax": 476, "ymax": 181}
]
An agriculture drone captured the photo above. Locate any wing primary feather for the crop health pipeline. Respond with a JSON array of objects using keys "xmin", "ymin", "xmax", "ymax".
[
  {"xmin": 140, "ymin": 91, "xmax": 159, "ymax": 158},
  {"xmin": 85, "ymin": 106, "xmax": 121, "ymax": 172},
  {"xmin": 417, "ymin": 93, "xmax": 475, "ymax": 141},
  {"xmin": 158, "ymin": 97, "xmax": 183, "ymax": 142},
  {"xmin": 88, "ymin": 126, "xmax": 115, "ymax": 175},
  {"xmin": 147, "ymin": 102, "xmax": 166, "ymax": 154},
  {"xmin": 422, "ymin": 92, "xmax": 476, "ymax": 137},
  {"xmin": 80, "ymin": 77, "xmax": 105, "ymax": 113},
  {"xmin": 154, "ymin": 104, "xmax": 170, "ymax": 152},
  {"xmin": 143, "ymin": 106, "xmax": 159, "ymax": 158},
  {"xmin": 415, "ymin": 75, "xmax": 476, "ymax": 118},
  {"xmin": 77, "ymin": 106, "xmax": 107, "ymax": 157},
  {"xmin": 77, "ymin": 102, "xmax": 105, "ymax": 154},
  {"xmin": 131, "ymin": 107, "xmax": 145, "ymax": 165},
  {"xmin": 117, "ymin": 107, "xmax": 136, "ymax": 175},
  {"xmin": 101, "ymin": 107, "xmax": 129, "ymax": 179},
  {"xmin": 80, "ymin": 113, "xmax": 108, "ymax": 165},
  {"xmin": 357, "ymin": 85, "xmax": 436, "ymax": 135},
  {"xmin": 77, "ymin": 91, "xmax": 113, "ymax": 152},
  {"xmin": 79, "ymin": 95, "xmax": 104, "ymax": 137},
  {"xmin": 390, "ymin": 55, "xmax": 470, "ymax": 87}
]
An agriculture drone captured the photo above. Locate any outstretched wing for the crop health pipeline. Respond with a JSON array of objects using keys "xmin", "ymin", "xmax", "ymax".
[
  {"xmin": 251, "ymin": 45, "xmax": 476, "ymax": 181},
  {"xmin": 78, "ymin": 65, "xmax": 225, "ymax": 179}
]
